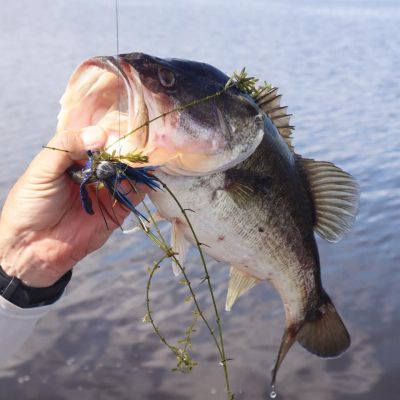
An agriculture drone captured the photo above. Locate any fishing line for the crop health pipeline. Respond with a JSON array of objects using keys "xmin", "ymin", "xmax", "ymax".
[
  {"xmin": 115, "ymin": 0, "xmax": 119, "ymax": 56},
  {"xmin": 115, "ymin": 0, "xmax": 122, "ymax": 157}
]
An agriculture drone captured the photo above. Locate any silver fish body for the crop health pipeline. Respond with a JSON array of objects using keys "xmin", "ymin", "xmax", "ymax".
[
  {"xmin": 59, "ymin": 53, "xmax": 359, "ymax": 385},
  {"xmin": 150, "ymin": 109, "xmax": 359, "ymax": 384}
]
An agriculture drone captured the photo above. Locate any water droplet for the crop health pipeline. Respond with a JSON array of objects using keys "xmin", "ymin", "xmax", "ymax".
[
  {"xmin": 269, "ymin": 387, "xmax": 277, "ymax": 399},
  {"xmin": 210, "ymin": 388, "xmax": 217, "ymax": 395}
]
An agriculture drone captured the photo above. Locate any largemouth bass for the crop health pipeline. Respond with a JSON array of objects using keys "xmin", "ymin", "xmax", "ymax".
[{"xmin": 59, "ymin": 53, "xmax": 359, "ymax": 386}]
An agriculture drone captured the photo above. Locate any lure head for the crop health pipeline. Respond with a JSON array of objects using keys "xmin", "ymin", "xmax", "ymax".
[
  {"xmin": 57, "ymin": 52, "xmax": 264, "ymax": 176},
  {"xmin": 68, "ymin": 151, "xmax": 117, "ymax": 187},
  {"xmin": 95, "ymin": 160, "xmax": 118, "ymax": 181}
]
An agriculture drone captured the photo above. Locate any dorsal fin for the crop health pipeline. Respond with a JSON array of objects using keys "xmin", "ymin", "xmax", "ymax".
[
  {"xmin": 254, "ymin": 87, "xmax": 294, "ymax": 149},
  {"xmin": 301, "ymin": 158, "xmax": 360, "ymax": 242},
  {"xmin": 225, "ymin": 266, "xmax": 260, "ymax": 311}
]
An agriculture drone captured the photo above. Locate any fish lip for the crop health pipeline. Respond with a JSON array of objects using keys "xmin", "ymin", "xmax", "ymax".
[
  {"xmin": 159, "ymin": 129, "xmax": 264, "ymax": 177},
  {"xmin": 83, "ymin": 56, "xmax": 150, "ymax": 151},
  {"xmin": 88, "ymin": 56, "xmax": 132, "ymax": 87}
]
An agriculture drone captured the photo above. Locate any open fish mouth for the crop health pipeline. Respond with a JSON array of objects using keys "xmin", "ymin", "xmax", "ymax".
[
  {"xmin": 58, "ymin": 53, "xmax": 265, "ymax": 175},
  {"xmin": 57, "ymin": 56, "xmax": 149, "ymax": 158}
]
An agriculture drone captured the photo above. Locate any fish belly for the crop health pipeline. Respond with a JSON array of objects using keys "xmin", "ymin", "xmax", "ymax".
[
  {"xmin": 150, "ymin": 172, "xmax": 286, "ymax": 279},
  {"xmin": 149, "ymin": 171, "xmax": 311, "ymax": 321}
]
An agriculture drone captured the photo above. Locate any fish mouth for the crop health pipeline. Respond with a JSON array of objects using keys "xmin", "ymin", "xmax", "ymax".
[
  {"xmin": 57, "ymin": 53, "xmax": 264, "ymax": 176},
  {"xmin": 57, "ymin": 56, "xmax": 149, "ymax": 156},
  {"xmin": 57, "ymin": 55, "xmax": 224, "ymax": 172}
]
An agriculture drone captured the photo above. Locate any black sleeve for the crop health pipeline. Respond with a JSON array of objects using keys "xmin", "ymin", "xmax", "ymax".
[{"xmin": 0, "ymin": 266, "xmax": 72, "ymax": 308}]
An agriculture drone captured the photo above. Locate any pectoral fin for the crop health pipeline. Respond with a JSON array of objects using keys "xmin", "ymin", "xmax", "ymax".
[
  {"xmin": 224, "ymin": 170, "xmax": 272, "ymax": 208},
  {"xmin": 171, "ymin": 219, "xmax": 190, "ymax": 276},
  {"xmin": 225, "ymin": 267, "xmax": 260, "ymax": 311}
]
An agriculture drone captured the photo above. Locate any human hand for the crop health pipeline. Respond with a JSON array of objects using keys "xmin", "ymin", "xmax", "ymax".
[{"xmin": 0, "ymin": 127, "xmax": 145, "ymax": 287}]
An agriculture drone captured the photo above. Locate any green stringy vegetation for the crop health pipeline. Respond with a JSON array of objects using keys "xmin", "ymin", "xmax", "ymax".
[{"xmin": 225, "ymin": 67, "xmax": 273, "ymax": 97}]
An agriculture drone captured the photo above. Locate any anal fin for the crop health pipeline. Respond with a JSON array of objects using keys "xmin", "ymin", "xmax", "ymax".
[{"xmin": 225, "ymin": 267, "xmax": 260, "ymax": 311}]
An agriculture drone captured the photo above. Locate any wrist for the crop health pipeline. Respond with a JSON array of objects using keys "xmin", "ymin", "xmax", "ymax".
[
  {"xmin": 0, "ymin": 232, "xmax": 73, "ymax": 288},
  {"xmin": 0, "ymin": 265, "xmax": 72, "ymax": 308}
]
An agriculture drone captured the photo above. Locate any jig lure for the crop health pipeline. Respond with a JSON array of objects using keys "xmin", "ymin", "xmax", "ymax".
[{"xmin": 68, "ymin": 150, "xmax": 160, "ymax": 221}]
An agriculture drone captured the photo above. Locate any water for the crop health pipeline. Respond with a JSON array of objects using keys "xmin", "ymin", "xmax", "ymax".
[{"xmin": 0, "ymin": 0, "xmax": 399, "ymax": 399}]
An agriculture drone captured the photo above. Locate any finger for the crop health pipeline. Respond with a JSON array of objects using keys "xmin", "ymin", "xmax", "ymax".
[{"xmin": 30, "ymin": 126, "xmax": 107, "ymax": 177}]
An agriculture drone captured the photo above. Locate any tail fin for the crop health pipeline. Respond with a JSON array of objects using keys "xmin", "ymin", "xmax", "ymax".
[
  {"xmin": 297, "ymin": 294, "xmax": 350, "ymax": 357},
  {"xmin": 271, "ymin": 327, "xmax": 298, "ymax": 386},
  {"xmin": 270, "ymin": 293, "xmax": 350, "ymax": 387}
]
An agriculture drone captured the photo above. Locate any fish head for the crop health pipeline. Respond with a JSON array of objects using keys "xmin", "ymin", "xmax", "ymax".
[{"xmin": 57, "ymin": 52, "xmax": 264, "ymax": 175}]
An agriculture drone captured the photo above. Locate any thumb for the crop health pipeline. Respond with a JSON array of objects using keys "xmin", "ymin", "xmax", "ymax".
[{"xmin": 31, "ymin": 126, "xmax": 107, "ymax": 177}]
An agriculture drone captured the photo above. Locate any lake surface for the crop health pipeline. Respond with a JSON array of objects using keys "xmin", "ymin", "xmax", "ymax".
[{"xmin": 0, "ymin": 0, "xmax": 399, "ymax": 399}]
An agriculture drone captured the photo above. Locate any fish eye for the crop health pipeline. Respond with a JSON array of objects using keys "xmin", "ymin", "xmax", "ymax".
[{"xmin": 158, "ymin": 67, "xmax": 175, "ymax": 88}]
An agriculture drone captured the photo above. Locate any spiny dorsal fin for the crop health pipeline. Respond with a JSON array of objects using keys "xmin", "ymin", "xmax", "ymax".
[
  {"xmin": 254, "ymin": 87, "xmax": 294, "ymax": 149},
  {"xmin": 171, "ymin": 219, "xmax": 190, "ymax": 276},
  {"xmin": 302, "ymin": 158, "xmax": 360, "ymax": 242},
  {"xmin": 225, "ymin": 267, "xmax": 260, "ymax": 311}
]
